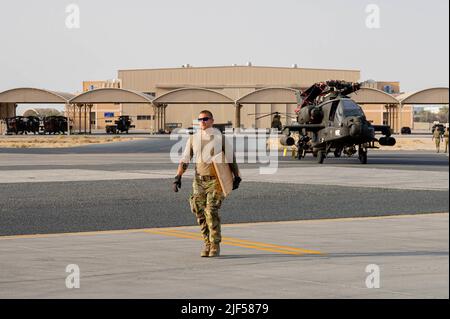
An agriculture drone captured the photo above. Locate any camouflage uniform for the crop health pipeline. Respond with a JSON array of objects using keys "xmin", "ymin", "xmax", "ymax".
[
  {"xmin": 444, "ymin": 129, "xmax": 449, "ymax": 153},
  {"xmin": 181, "ymin": 128, "xmax": 238, "ymax": 245},
  {"xmin": 189, "ymin": 175, "xmax": 225, "ymax": 244},
  {"xmin": 433, "ymin": 129, "xmax": 442, "ymax": 153}
]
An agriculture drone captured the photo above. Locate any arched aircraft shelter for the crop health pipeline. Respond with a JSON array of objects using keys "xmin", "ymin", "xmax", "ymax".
[
  {"xmin": 395, "ymin": 87, "xmax": 449, "ymax": 132},
  {"xmin": 1, "ymin": 85, "xmax": 448, "ymax": 134},
  {"xmin": 235, "ymin": 87, "xmax": 299, "ymax": 128},
  {"xmin": 397, "ymin": 87, "xmax": 449, "ymax": 105},
  {"xmin": 152, "ymin": 88, "xmax": 235, "ymax": 131},
  {"xmin": 0, "ymin": 88, "xmax": 75, "ymax": 134},
  {"xmin": 69, "ymin": 88, "xmax": 155, "ymax": 134},
  {"xmin": 349, "ymin": 87, "xmax": 402, "ymax": 132}
]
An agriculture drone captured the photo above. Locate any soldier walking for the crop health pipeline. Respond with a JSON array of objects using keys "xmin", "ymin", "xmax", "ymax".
[
  {"xmin": 444, "ymin": 127, "xmax": 449, "ymax": 153},
  {"xmin": 173, "ymin": 110, "xmax": 241, "ymax": 257},
  {"xmin": 432, "ymin": 127, "xmax": 443, "ymax": 153}
]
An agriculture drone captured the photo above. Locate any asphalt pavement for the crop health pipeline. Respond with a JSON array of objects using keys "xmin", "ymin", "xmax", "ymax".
[
  {"xmin": 0, "ymin": 138, "xmax": 448, "ymax": 236},
  {"xmin": 0, "ymin": 137, "xmax": 448, "ymax": 298}
]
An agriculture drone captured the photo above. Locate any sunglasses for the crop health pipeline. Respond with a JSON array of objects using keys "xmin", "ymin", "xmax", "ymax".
[{"xmin": 197, "ymin": 117, "xmax": 212, "ymax": 122}]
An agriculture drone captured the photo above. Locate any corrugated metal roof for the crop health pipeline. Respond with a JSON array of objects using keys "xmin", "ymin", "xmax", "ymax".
[
  {"xmin": 70, "ymin": 88, "xmax": 154, "ymax": 104},
  {"xmin": 349, "ymin": 88, "xmax": 399, "ymax": 104},
  {"xmin": 397, "ymin": 88, "xmax": 449, "ymax": 104},
  {"xmin": 0, "ymin": 88, "xmax": 75, "ymax": 103},
  {"xmin": 152, "ymin": 88, "xmax": 234, "ymax": 105},
  {"xmin": 237, "ymin": 87, "xmax": 298, "ymax": 104}
]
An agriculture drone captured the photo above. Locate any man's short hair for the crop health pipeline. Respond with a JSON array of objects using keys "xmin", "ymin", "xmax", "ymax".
[{"xmin": 199, "ymin": 110, "xmax": 213, "ymax": 119}]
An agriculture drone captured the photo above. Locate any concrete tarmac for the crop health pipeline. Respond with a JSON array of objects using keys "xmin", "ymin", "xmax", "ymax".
[
  {"xmin": 0, "ymin": 213, "xmax": 447, "ymax": 299},
  {"xmin": 0, "ymin": 139, "xmax": 448, "ymax": 298}
]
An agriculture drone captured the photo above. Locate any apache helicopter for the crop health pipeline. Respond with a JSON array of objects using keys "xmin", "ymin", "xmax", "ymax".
[
  {"xmin": 248, "ymin": 111, "xmax": 297, "ymax": 131},
  {"xmin": 279, "ymin": 80, "xmax": 396, "ymax": 164}
]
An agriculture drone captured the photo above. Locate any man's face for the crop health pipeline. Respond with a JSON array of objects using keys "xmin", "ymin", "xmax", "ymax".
[{"xmin": 198, "ymin": 113, "xmax": 214, "ymax": 130}]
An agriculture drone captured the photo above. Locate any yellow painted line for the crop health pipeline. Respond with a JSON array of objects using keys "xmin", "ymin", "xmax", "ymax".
[
  {"xmin": 163, "ymin": 229, "xmax": 322, "ymax": 255},
  {"xmin": 0, "ymin": 229, "xmax": 143, "ymax": 241},
  {"xmin": 145, "ymin": 229, "xmax": 303, "ymax": 255},
  {"xmin": 145, "ymin": 229, "xmax": 322, "ymax": 255},
  {"xmin": 0, "ymin": 212, "xmax": 446, "ymax": 241}
]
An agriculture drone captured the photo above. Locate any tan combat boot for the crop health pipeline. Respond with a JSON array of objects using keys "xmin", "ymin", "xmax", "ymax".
[
  {"xmin": 201, "ymin": 242, "xmax": 211, "ymax": 257},
  {"xmin": 209, "ymin": 243, "xmax": 220, "ymax": 257}
]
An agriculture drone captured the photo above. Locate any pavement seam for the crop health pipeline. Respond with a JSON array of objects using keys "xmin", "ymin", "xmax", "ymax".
[{"xmin": 0, "ymin": 212, "xmax": 447, "ymax": 240}]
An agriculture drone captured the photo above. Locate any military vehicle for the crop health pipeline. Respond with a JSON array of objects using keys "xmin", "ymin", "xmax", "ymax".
[
  {"xmin": 106, "ymin": 116, "xmax": 135, "ymax": 134},
  {"xmin": 6, "ymin": 116, "xmax": 41, "ymax": 135},
  {"xmin": 401, "ymin": 126, "xmax": 412, "ymax": 134},
  {"xmin": 43, "ymin": 116, "xmax": 69, "ymax": 134},
  {"xmin": 280, "ymin": 80, "xmax": 396, "ymax": 164}
]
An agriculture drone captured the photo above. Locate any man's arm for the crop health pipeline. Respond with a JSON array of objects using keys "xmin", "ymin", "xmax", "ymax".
[
  {"xmin": 176, "ymin": 161, "xmax": 189, "ymax": 177},
  {"xmin": 173, "ymin": 136, "xmax": 193, "ymax": 192}
]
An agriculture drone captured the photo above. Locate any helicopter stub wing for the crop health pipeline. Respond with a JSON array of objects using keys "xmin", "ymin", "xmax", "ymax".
[
  {"xmin": 372, "ymin": 125, "xmax": 392, "ymax": 137},
  {"xmin": 283, "ymin": 124, "xmax": 325, "ymax": 133}
]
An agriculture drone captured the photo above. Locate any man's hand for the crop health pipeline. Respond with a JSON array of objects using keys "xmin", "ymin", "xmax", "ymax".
[
  {"xmin": 173, "ymin": 175, "xmax": 182, "ymax": 192},
  {"xmin": 232, "ymin": 176, "xmax": 242, "ymax": 190}
]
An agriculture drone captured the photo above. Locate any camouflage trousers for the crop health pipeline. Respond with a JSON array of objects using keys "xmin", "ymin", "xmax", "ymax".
[
  {"xmin": 189, "ymin": 175, "xmax": 225, "ymax": 244},
  {"xmin": 435, "ymin": 139, "xmax": 441, "ymax": 152}
]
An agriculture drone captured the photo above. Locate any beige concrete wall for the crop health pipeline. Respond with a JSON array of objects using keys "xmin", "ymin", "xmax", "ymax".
[
  {"xmin": 78, "ymin": 80, "xmax": 122, "ymax": 130},
  {"xmin": 400, "ymin": 105, "xmax": 413, "ymax": 128},
  {"xmin": 92, "ymin": 104, "xmax": 122, "ymax": 129},
  {"xmin": 122, "ymin": 103, "xmax": 155, "ymax": 130},
  {"xmin": 118, "ymin": 66, "xmax": 360, "ymax": 129},
  {"xmin": 0, "ymin": 103, "xmax": 16, "ymax": 119},
  {"xmin": 0, "ymin": 103, "xmax": 16, "ymax": 134},
  {"xmin": 162, "ymin": 102, "xmax": 299, "ymax": 129},
  {"xmin": 413, "ymin": 122, "xmax": 433, "ymax": 131},
  {"xmin": 361, "ymin": 104, "xmax": 384, "ymax": 125},
  {"xmin": 357, "ymin": 104, "xmax": 412, "ymax": 131},
  {"xmin": 117, "ymin": 66, "xmax": 361, "ymax": 130},
  {"xmin": 74, "ymin": 67, "xmax": 412, "ymax": 132},
  {"xmin": 118, "ymin": 66, "xmax": 360, "ymax": 92},
  {"xmin": 376, "ymin": 81, "xmax": 401, "ymax": 93}
]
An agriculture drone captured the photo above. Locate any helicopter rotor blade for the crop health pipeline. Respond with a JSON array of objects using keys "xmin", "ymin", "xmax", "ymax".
[
  {"xmin": 247, "ymin": 113, "xmax": 272, "ymax": 116},
  {"xmin": 255, "ymin": 114, "xmax": 273, "ymax": 120}
]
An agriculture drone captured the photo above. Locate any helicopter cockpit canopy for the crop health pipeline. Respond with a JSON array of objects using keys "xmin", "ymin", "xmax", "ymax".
[{"xmin": 341, "ymin": 99, "xmax": 365, "ymax": 118}]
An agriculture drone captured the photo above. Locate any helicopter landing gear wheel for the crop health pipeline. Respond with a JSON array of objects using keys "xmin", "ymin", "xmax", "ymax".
[
  {"xmin": 297, "ymin": 146, "xmax": 305, "ymax": 160},
  {"xmin": 334, "ymin": 148, "xmax": 342, "ymax": 158},
  {"xmin": 317, "ymin": 150, "xmax": 326, "ymax": 164},
  {"xmin": 358, "ymin": 147, "xmax": 367, "ymax": 164}
]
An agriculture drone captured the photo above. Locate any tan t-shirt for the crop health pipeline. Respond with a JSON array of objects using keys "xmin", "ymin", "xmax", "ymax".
[
  {"xmin": 433, "ymin": 129, "xmax": 442, "ymax": 139},
  {"xmin": 180, "ymin": 128, "xmax": 232, "ymax": 176}
]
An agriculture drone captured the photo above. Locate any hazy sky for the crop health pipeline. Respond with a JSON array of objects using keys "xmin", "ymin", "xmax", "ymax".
[{"xmin": 0, "ymin": 0, "xmax": 448, "ymax": 94}]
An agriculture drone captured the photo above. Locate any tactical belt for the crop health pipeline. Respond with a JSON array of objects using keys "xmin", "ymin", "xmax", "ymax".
[{"xmin": 196, "ymin": 175, "xmax": 217, "ymax": 182}]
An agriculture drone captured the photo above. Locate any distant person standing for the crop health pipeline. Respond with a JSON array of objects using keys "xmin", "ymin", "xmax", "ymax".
[
  {"xmin": 444, "ymin": 128, "xmax": 449, "ymax": 153},
  {"xmin": 432, "ymin": 127, "xmax": 443, "ymax": 153}
]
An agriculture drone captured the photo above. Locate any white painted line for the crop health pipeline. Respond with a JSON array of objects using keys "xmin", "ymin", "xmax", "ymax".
[{"xmin": 0, "ymin": 166, "xmax": 447, "ymax": 191}]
